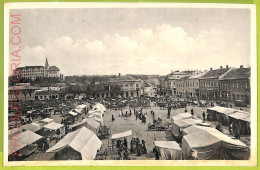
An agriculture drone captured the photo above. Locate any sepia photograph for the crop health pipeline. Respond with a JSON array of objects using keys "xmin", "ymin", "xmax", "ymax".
[{"xmin": 4, "ymin": 2, "xmax": 257, "ymax": 166}]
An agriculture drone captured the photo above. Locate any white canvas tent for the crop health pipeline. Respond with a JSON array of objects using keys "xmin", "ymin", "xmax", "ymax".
[
  {"xmin": 47, "ymin": 127, "xmax": 102, "ymax": 160},
  {"xmin": 154, "ymin": 141, "xmax": 182, "ymax": 160},
  {"xmin": 44, "ymin": 122, "xmax": 65, "ymax": 135},
  {"xmin": 39, "ymin": 118, "xmax": 53, "ymax": 125},
  {"xmin": 172, "ymin": 118, "xmax": 203, "ymax": 138},
  {"xmin": 171, "ymin": 112, "xmax": 193, "ymax": 121},
  {"xmin": 21, "ymin": 122, "xmax": 43, "ymax": 133},
  {"xmin": 8, "ymin": 131, "xmax": 42, "ymax": 155},
  {"xmin": 68, "ymin": 110, "xmax": 78, "ymax": 116},
  {"xmin": 92, "ymin": 103, "xmax": 106, "ymax": 114},
  {"xmin": 182, "ymin": 130, "xmax": 249, "ymax": 160},
  {"xmin": 111, "ymin": 130, "xmax": 132, "ymax": 140}
]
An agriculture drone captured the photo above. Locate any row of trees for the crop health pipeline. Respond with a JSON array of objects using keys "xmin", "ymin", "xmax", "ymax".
[{"xmin": 61, "ymin": 84, "xmax": 121, "ymax": 97}]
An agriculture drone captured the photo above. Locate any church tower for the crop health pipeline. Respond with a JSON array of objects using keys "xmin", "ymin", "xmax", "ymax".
[{"xmin": 44, "ymin": 57, "xmax": 49, "ymax": 77}]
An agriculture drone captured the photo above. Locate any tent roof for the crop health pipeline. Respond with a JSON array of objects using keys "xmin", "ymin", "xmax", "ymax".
[
  {"xmin": 183, "ymin": 125, "xmax": 223, "ymax": 136},
  {"xmin": 74, "ymin": 108, "xmax": 83, "ymax": 113},
  {"xmin": 21, "ymin": 123, "xmax": 42, "ymax": 132},
  {"xmin": 111, "ymin": 130, "xmax": 132, "ymax": 140},
  {"xmin": 183, "ymin": 130, "xmax": 247, "ymax": 149},
  {"xmin": 85, "ymin": 118, "xmax": 100, "ymax": 129},
  {"xmin": 44, "ymin": 122, "xmax": 64, "ymax": 130},
  {"xmin": 174, "ymin": 118, "xmax": 202, "ymax": 128},
  {"xmin": 40, "ymin": 118, "xmax": 53, "ymax": 123},
  {"xmin": 220, "ymin": 108, "xmax": 237, "ymax": 115},
  {"xmin": 154, "ymin": 141, "xmax": 181, "ymax": 150},
  {"xmin": 229, "ymin": 111, "xmax": 250, "ymax": 122},
  {"xmin": 69, "ymin": 110, "xmax": 78, "ymax": 116},
  {"xmin": 171, "ymin": 112, "xmax": 193, "ymax": 121},
  {"xmin": 92, "ymin": 103, "xmax": 106, "ymax": 113},
  {"xmin": 8, "ymin": 131, "xmax": 42, "ymax": 155},
  {"xmin": 70, "ymin": 119, "xmax": 88, "ymax": 128},
  {"xmin": 77, "ymin": 104, "xmax": 86, "ymax": 109},
  {"xmin": 47, "ymin": 127, "xmax": 102, "ymax": 160}
]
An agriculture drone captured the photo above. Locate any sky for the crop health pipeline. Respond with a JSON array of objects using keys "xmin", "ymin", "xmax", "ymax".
[{"xmin": 10, "ymin": 8, "xmax": 251, "ymax": 76}]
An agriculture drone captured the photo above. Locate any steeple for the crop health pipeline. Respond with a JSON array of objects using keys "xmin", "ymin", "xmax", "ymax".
[
  {"xmin": 44, "ymin": 57, "xmax": 49, "ymax": 78},
  {"xmin": 45, "ymin": 57, "xmax": 49, "ymax": 67}
]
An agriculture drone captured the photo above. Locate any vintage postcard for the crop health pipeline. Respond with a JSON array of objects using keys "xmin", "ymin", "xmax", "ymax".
[{"xmin": 3, "ymin": 2, "xmax": 257, "ymax": 166}]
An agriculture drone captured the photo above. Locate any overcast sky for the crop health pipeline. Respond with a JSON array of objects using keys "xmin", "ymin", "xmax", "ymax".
[{"xmin": 11, "ymin": 8, "xmax": 251, "ymax": 76}]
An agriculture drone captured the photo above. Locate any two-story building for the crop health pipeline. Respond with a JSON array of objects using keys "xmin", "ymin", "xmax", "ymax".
[
  {"xmin": 164, "ymin": 70, "xmax": 194, "ymax": 97},
  {"xmin": 199, "ymin": 66, "xmax": 230, "ymax": 100},
  {"xmin": 109, "ymin": 74, "xmax": 144, "ymax": 98},
  {"xmin": 219, "ymin": 66, "xmax": 250, "ymax": 104}
]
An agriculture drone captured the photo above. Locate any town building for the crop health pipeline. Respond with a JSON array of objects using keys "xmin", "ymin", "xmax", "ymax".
[
  {"xmin": 143, "ymin": 82, "xmax": 157, "ymax": 98},
  {"xmin": 164, "ymin": 70, "xmax": 195, "ymax": 97},
  {"xmin": 15, "ymin": 58, "xmax": 64, "ymax": 81},
  {"xmin": 176, "ymin": 76, "xmax": 191, "ymax": 98},
  {"xmin": 109, "ymin": 74, "xmax": 144, "ymax": 98},
  {"xmin": 8, "ymin": 84, "xmax": 40, "ymax": 101},
  {"xmin": 35, "ymin": 90, "xmax": 60, "ymax": 100},
  {"xmin": 219, "ymin": 66, "xmax": 250, "ymax": 104},
  {"xmin": 199, "ymin": 66, "xmax": 230, "ymax": 100}
]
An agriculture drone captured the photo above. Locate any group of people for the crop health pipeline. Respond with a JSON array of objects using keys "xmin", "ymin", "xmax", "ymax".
[{"xmin": 130, "ymin": 138, "xmax": 147, "ymax": 156}]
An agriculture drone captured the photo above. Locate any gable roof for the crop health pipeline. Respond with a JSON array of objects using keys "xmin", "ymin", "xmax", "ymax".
[
  {"xmin": 220, "ymin": 68, "xmax": 250, "ymax": 80},
  {"xmin": 47, "ymin": 127, "xmax": 102, "ymax": 160},
  {"xmin": 49, "ymin": 66, "xmax": 60, "ymax": 71},
  {"xmin": 199, "ymin": 68, "xmax": 230, "ymax": 79},
  {"xmin": 109, "ymin": 75, "xmax": 141, "ymax": 83}
]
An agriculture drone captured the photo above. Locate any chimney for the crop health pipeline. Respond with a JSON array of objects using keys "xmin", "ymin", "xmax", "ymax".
[
  {"xmin": 226, "ymin": 65, "xmax": 228, "ymax": 68},
  {"xmin": 240, "ymin": 65, "xmax": 243, "ymax": 69},
  {"xmin": 220, "ymin": 66, "xmax": 223, "ymax": 69},
  {"xmin": 210, "ymin": 68, "xmax": 212, "ymax": 71}
]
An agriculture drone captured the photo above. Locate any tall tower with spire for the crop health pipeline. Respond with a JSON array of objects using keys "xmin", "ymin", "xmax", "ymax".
[{"xmin": 44, "ymin": 57, "xmax": 49, "ymax": 77}]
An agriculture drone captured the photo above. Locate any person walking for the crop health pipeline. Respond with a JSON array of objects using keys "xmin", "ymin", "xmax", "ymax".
[
  {"xmin": 112, "ymin": 114, "xmax": 115, "ymax": 122},
  {"xmin": 202, "ymin": 111, "xmax": 206, "ymax": 121},
  {"xmin": 167, "ymin": 107, "xmax": 171, "ymax": 118},
  {"xmin": 191, "ymin": 108, "xmax": 194, "ymax": 116}
]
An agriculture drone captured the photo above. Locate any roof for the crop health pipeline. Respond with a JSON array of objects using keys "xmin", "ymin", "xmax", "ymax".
[
  {"xmin": 111, "ymin": 130, "xmax": 132, "ymax": 140},
  {"xmin": 199, "ymin": 68, "xmax": 230, "ymax": 79},
  {"xmin": 35, "ymin": 90, "xmax": 59, "ymax": 96},
  {"xmin": 92, "ymin": 103, "xmax": 106, "ymax": 113},
  {"xmin": 85, "ymin": 118, "xmax": 100, "ymax": 130},
  {"xmin": 44, "ymin": 122, "xmax": 64, "ymax": 130},
  {"xmin": 40, "ymin": 118, "xmax": 53, "ymax": 123},
  {"xmin": 229, "ymin": 111, "xmax": 250, "ymax": 122},
  {"xmin": 220, "ymin": 67, "xmax": 250, "ymax": 80},
  {"xmin": 183, "ymin": 125, "xmax": 223, "ymax": 136},
  {"xmin": 183, "ymin": 130, "xmax": 247, "ymax": 149},
  {"xmin": 188, "ymin": 72, "xmax": 208, "ymax": 79},
  {"xmin": 69, "ymin": 110, "xmax": 78, "ymax": 116},
  {"xmin": 171, "ymin": 112, "xmax": 193, "ymax": 121},
  {"xmin": 21, "ymin": 122, "xmax": 42, "ymax": 132},
  {"xmin": 16, "ymin": 66, "xmax": 44, "ymax": 70},
  {"xmin": 154, "ymin": 141, "xmax": 181, "ymax": 150},
  {"xmin": 173, "ymin": 118, "xmax": 203, "ymax": 128},
  {"xmin": 49, "ymin": 66, "xmax": 60, "ymax": 71},
  {"xmin": 179, "ymin": 76, "xmax": 190, "ymax": 81},
  {"xmin": 47, "ymin": 127, "xmax": 102, "ymax": 160},
  {"xmin": 8, "ymin": 131, "xmax": 42, "ymax": 155},
  {"xmin": 109, "ymin": 75, "xmax": 141, "ymax": 82}
]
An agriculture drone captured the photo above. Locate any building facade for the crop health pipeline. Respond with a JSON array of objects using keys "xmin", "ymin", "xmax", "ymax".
[
  {"xmin": 109, "ymin": 74, "xmax": 144, "ymax": 98},
  {"xmin": 15, "ymin": 58, "xmax": 64, "ymax": 81},
  {"xmin": 35, "ymin": 90, "xmax": 60, "ymax": 100},
  {"xmin": 199, "ymin": 66, "xmax": 230, "ymax": 100},
  {"xmin": 219, "ymin": 66, "xmax": 250, "ymax": 104},
  {"xmin": 164, "ymin": 70, "xmax": 195, "ymax": 97}
]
